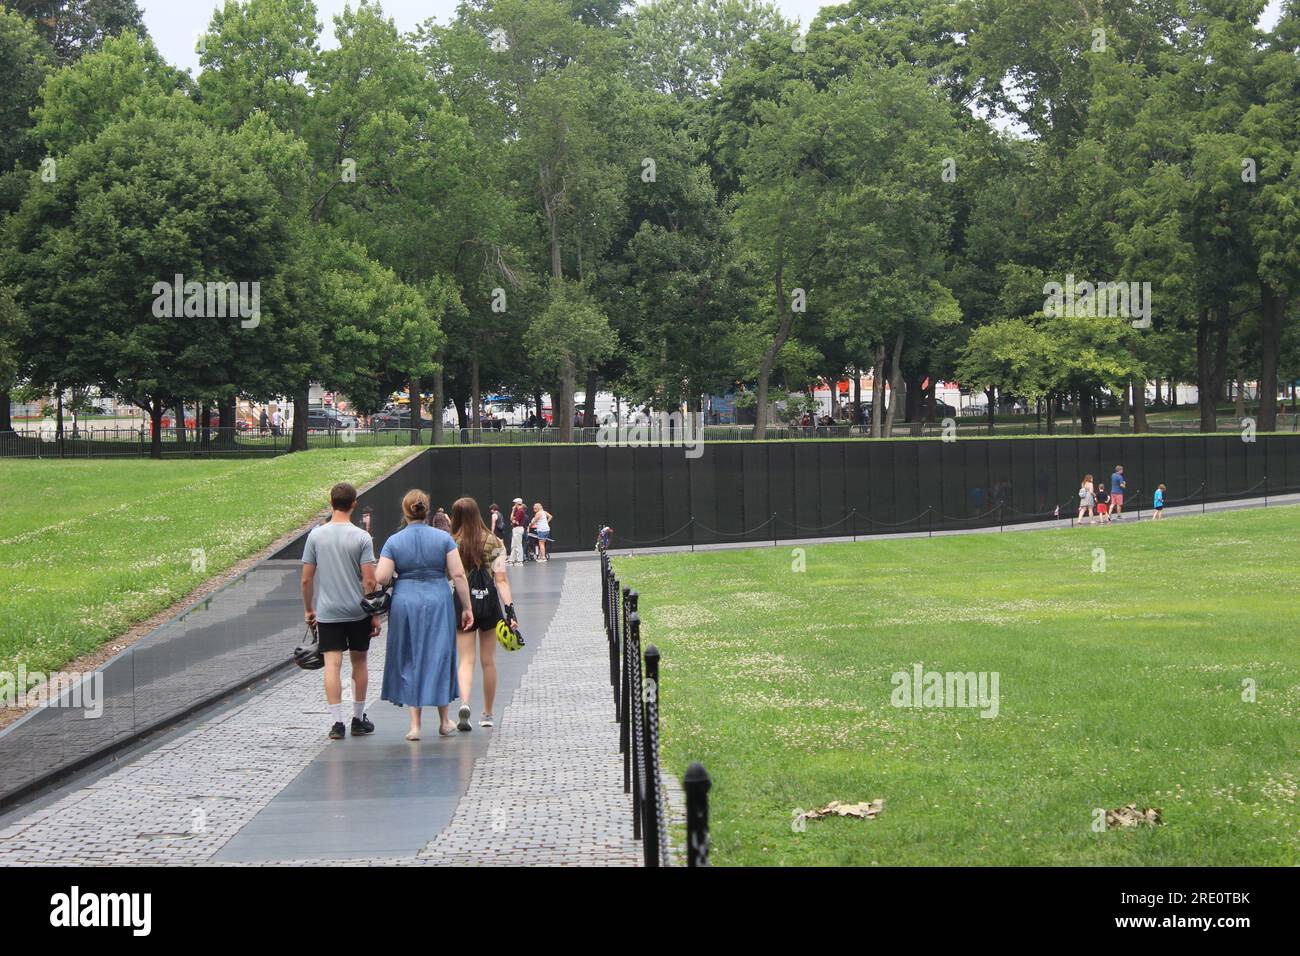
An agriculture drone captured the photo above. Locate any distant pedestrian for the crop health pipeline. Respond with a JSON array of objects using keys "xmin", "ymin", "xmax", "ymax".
[
  {"xmin": 529, "ymin": 502, "xmax": 553, "ymax": 561},
  {"xmin": 1094, "ymin": 479, "xmax": 1111, "ymax": 523},
  {"xmin": 1077, "ymin": 474, "xmax": 1095, "ymax": 525},
  {"xmin": 488, "ymin": 503, "xmax": 508, "ymax": 544},
  {"xmin": 377, "ymin": 490, "xmax": 473, "ymax": 740},
  {"xmin": 1152, "ymin": 484, "xmax": 1166, "ymax": 519},
  {"xmin": 270, "ymin": 408, "xmax": 284, "ymax": 436},
  {"xmin": 301, "ymin": 482, "xmax": 380, "ymax": 740},
  {"xmin": 1110, "ymin": 465, "xmax": 1127, "ymax": 519},
  {"xmin": 509, "ymin": 497, "xmax": 527, "ymax": 565},
  {"xmin": 451, "ymin": 497, "xmax": 519, "ymax": 731},
  {"xmin": 432, "ymin": 508, "xmax": 451, "ymax": 533},
  {"xmin": 259, "ymin": 408, "xmax": 269, "ymax": 435}
]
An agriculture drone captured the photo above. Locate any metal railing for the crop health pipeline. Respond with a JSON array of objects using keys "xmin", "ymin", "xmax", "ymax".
[{"xmin": 600, "ymin": 539, "xmax": 710, "ymax": 867}]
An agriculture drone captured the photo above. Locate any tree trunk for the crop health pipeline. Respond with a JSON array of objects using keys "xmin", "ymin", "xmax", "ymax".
[
  {"xmin": 471, "ymin": 355, "xmax": 481, "ymax": 430},
  {"xmin": 1046, "ymin": 392, "xmax": 1057, "ymax": 435},
  {"xmin": 852, "ymin": 365, "xmax": 862, "ymax": 427},
  {"xmin": 557, "ymin": 360, "xmax": 576, "ymax": 442},
  {"xmin": 409, "ymin": 378, "xmax": 423, "ymax": 446},
  {"xmin": 583, "ymin": 368, "xmax": 598, "ymax": 428},
  {"xmin": 870, "ymin": 344, "xmax": 886, "ymax": 438},
  {"xmin": 175, "ymin": 402, "xmax": 187, "ymax": 445},
  {"xmin": 1131, "ymin": 376, "xmax": 1148, "ymax": 433},
  {"xmin": 0, "ymin": 388, "xmax": 12, "ymax": 432},
  {"xmin": 986, "ymin": 387, "xmax": 996, "ymax": 436},
  {"xmin": 883, "ymin": 330, "xmax": 905, "ymax": 434},
  {"xmin": 752, "ymin": 233, "xmax": 797, "ymax": 441},
  {"xmin": 432, "ymin": 355, "xmax": 445, "ymax": 446},
  {"xmin": 149, "ymin": 398, "xmax": 163, "ymax": 459},
  {"xmin": 1258, "ymin": 287, "xmax": 1285, "ymax": 433},
  {"xmin": 1195, "ymin": 307, "xmax": 1232, "ymax": 433},
  {"xmin": 1080, "ymin": 388, "xmax": 1096, "ymax": 434},
  {"xmin": 534, "ymin": 389, "xmax": 543, "ymax": 426},
  {"xmin": 289, "ymin": 389, "xmax": 309, "ymax": 452},
  {"xmin": 56, "ymin": 389, "xmax": 64, "ymax": 441},
  {"xmin": 199, "ymin": 400, "xmax": 211, "ymax": 450}
]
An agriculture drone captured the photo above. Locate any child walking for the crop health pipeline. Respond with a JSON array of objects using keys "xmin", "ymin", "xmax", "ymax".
[{"xmin": 1152, "ymin": 484, "xmax": 1166, "ymax": 519}]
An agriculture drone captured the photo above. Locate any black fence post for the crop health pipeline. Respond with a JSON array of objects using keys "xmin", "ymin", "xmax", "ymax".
[
  {"xmin": 1265, "ymin": 474, "xmax": 1269, "ymax": 507},
  {"xmin": 621, "ymin": 587, "xmax": 634, "ymax": 791},
  {"xmin": 772, "ymin": 513, "xmax": 778, "ymax": 548},
  {"xmin": 642, "ymin": 643, "xmax": 662, "ymax": 867},
  {"xmin": 851, "ymin": 507, "xmax": 857, "ymax": 542},
  {"xmin": 684, "ymin": 762, "xmax": 711, "ymax": 867},
  {"xmin": 690, "ymin": 515, "xmax": 695, "ymax": 553},
  {"xmin": 627, "ymin": 608, "xmax": 643, "ymax": 840},
  {"xmin": 610, "ymin": 574, "xmax": 621, "ymax": 716}
]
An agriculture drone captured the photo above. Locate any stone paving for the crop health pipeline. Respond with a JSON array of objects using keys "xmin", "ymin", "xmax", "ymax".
[{"xmin": 0, "ymin": 560, "xmax": 670, "ymax": 867}]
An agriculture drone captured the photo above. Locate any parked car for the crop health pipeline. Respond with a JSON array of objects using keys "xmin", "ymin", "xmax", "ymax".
[
  {"xmin": 307, "ymin": 407, "xmax": 357, "ymax": 433},
  {"xmin": 370, "ymin": 410, "xmax": 433, "ymax": 431},
  {"xmin": 202, "ymin": 409, "xmax": 251, "ymax": 431}
]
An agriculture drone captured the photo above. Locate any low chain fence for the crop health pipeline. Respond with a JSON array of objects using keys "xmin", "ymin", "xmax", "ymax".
[{"xmin": 599, "ymin": 539, "xmax": 711, "ymax": 867}]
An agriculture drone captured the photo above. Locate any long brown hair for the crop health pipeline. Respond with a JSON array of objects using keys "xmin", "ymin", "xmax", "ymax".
[{"xmin": 450, "ymin": 496, "xmax": 493, "ymax": 569}]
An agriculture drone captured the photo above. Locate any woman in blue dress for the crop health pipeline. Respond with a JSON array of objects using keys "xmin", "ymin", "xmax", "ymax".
[{"xmin": 376, "ymin": 490, "xmax": 474, "ymax": 740}]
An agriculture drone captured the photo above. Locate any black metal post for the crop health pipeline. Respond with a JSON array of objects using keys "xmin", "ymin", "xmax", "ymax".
[
  {"xmin": 642, "ymin": 643, "xmax": 662, "ymax": 867},
  {"xmin": 772, "ymin": 512, "xmax": 778, "ymax": 548},
  {"xmin": 628, "ymin": 609, "xmax": 643, "ymax": 840},
  {"xmin": 851, "ymin": 507, "xmax": 857, "ymax": 542},
  {"xmin": 690, "ymin": 515, "xmax": 695, "ymax": 552},
  {"xmin": 684, "ymin": 762, "xmax": 711, "ymax": 867}
]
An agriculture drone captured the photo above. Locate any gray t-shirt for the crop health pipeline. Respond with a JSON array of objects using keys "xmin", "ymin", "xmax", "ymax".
[{"xmin": 302, "ymin": 521, "xmax": 376, "ymax": 623}]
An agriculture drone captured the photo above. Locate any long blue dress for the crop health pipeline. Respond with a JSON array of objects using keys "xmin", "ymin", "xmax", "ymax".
[{"xmin": 380, "ymin": 524, "xmax": 459, "ymax": 708}]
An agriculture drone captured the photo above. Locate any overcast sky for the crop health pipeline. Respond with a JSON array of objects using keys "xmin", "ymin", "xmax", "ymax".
[
  {"xmin": 140, "ymin": 1, "xmax": 840, "ymax": 73},
  {"xmin": 144, "ymin": 0, "xmax": 1282, "ymax": 76}
]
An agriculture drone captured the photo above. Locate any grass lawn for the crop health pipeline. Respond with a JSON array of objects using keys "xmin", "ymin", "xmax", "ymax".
[
  {"xmin": 0, "ymin": 447, "xmax": 418, "ymax": 676},
  {"xmin": 628, "ymin": 505, "xmax": 1300, "ymax": 865}
]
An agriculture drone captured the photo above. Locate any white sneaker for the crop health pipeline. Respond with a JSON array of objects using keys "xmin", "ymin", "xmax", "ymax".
[
  {"xmin": 457, "ymin": 704, "xmax": 472, "ymax": 732},
  {"xmin": 480, "ymin": 713, "xmax": 494, "ymax": 728}
]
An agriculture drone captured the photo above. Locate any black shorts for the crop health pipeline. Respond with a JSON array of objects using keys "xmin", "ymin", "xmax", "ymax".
[{"xmin": 316, "ymin": 618, "xmax": 372, "ymax": 653}]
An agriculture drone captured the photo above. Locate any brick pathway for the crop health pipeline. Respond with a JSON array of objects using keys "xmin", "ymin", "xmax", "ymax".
[{"xmin": 0, "ymin": 560, "xmax": 667, "ymax": 867}]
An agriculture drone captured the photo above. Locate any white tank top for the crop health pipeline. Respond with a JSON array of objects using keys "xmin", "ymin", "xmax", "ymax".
[{"xmin": 535, "ymin": 512, "xmax": 550, "ymax": 533}]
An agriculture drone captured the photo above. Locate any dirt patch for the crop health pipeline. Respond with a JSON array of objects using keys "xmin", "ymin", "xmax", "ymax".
[{"xmin": 0, "ymin": 449, "xmax": 420, "ymax": 734}]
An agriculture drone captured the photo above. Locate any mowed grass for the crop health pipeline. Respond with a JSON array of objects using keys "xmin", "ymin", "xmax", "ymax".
[
  {"xmin": 629, "ymin": 506, "xmax": 1300, "ymax": 865},
  {"xmin": 0, "ymin": 448, "xmax": 418, "ymax": 675}
]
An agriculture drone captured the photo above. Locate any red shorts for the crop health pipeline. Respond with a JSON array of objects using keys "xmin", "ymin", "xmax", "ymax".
[{"xmin": 1096, "ymin": 503, "xmax": 1109, "ymax": 515}]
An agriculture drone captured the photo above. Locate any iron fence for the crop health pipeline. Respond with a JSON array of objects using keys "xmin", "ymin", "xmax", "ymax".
[
  {"xmin": 600, "ymin": 539, "xmax": 711, "ymax": 867},
  {"xmin": 9, "ymin": 413, "xmax": 1297, "ymax": 459}
]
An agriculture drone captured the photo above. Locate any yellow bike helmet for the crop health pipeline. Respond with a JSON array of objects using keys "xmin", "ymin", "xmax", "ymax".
[{"xmin": 496, "ymin": 618, "xmax": 524, "ymax": 652}]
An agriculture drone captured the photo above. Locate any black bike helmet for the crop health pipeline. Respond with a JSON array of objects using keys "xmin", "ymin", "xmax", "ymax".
[{"xmin": 293, "ymin": 628, "xmax": 324, "ymax": 670}]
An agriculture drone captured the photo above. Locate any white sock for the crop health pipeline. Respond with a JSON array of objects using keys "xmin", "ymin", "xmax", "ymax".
[
  {"xmin": 353, "ymin": 700, "xmax": 366, "ymax": 720},
  {"xmin": 330, "ymin": 703, "xmax": 346, "ymax": 725}
]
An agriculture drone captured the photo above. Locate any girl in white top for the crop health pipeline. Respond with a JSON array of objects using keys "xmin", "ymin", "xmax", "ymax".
[{"xmin": 529, "ymin": 502, "xmax": 553, "ymax": 561}]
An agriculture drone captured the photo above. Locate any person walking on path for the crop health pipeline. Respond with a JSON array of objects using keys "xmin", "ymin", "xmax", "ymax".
[
  {"xmin": 1152, "ymin": 483, "xmax": 1166, "ymax": 519},
  {"xmin": 1077, "ymin": 474, "xmax": 1096, "ymax": 525},
  {"xmin": 1110, "ymin": 465, "xmax": 1127, "ymax": 519},
  {"xmin": 259, "ymin": 408, "xmax": 269, "ymax": 435},
  {"xmin": 529, "ymin": 501, "xmax": 553, "ymax": 561},
  {"xmin": 302, "ymin": 482, "xmax": 381, "ymax": 741},
  {"xmin": 451, "ymin": 497, "xmax": 520, "ymax": 731},
  {"xmin": 509, "ymin": 497, "xmax": 527, "ymax": 565},
  {"xmin": 377, "ymin": 490, "xmax": 474, "ymax": 740}
]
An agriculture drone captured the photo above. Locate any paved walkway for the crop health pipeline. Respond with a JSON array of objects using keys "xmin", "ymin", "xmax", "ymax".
[{"xmin": 0, "ymin": 560, "xmax": 652, "ymax": 866}]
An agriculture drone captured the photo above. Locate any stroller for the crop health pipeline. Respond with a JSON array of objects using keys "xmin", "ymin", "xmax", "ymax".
[{"xmin": 524, "ymin": 530, "xmax": 556, "ymax": 562}]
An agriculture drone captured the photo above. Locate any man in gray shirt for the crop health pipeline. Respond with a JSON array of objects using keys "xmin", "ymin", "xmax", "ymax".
[{"xmin": 302, "ymin": 482, "xmax": 379, "ymax": 740}]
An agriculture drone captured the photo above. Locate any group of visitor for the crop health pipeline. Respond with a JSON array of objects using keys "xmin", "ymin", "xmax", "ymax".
[
  {"xmin": 300, "ymin": 482, "xmax": 556, "ymax": 742},
  {"xmin": 1076, "ymin": 464, "xmax": 1167, "ymax": 523}
]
